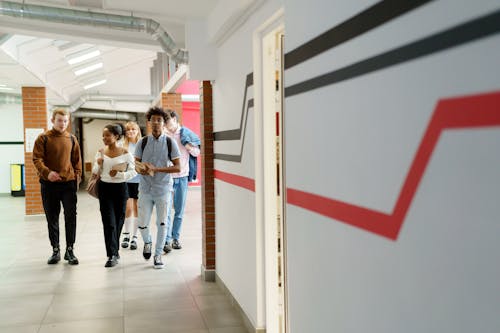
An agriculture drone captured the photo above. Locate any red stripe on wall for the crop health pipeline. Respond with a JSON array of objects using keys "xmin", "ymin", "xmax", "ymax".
[
  {"xmin": 214, "ymin": 170, "xmax": 255, "ymax": 192},
  {"xmin": 287, "ymin": 90, "xmax": 500, "ymax": 240}
]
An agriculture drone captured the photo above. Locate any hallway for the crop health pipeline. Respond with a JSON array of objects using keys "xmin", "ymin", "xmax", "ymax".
[{"xmin": 0, "ymin": 188, "xmax": 247, "ymax": 333}]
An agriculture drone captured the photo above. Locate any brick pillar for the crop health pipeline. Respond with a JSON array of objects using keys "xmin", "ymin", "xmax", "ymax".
[
  {"xmin": 161, "ymin": 92, "xmax": 183, "ymax": 121},
  {"xmin": 200, "ymin": 81, "xmax": 215, "ymax": 281},
  {"xmin": 22, "ymin": 87, "xmax": 47, "ymax": 216}
]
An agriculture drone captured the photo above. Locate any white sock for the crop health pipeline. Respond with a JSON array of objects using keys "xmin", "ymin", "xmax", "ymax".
[{"xmin": 132, "ymin": 217, "xmax": 139, "ymax": 238}]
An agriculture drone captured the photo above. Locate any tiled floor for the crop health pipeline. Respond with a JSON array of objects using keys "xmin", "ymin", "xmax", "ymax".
[{"xmin": 0, "ymin": 188, "xmax": 247, "ymax": 333}]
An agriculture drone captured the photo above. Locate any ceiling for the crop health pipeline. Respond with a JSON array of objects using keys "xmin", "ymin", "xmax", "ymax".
[{"xmin": 0, "ymin": 0, "xmax": 220, "ymax": 111}]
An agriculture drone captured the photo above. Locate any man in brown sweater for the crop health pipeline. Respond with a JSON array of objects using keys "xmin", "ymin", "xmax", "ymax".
[{"xmin": 32, "ymin": 108, "xmax": 82, "ymax": 265}]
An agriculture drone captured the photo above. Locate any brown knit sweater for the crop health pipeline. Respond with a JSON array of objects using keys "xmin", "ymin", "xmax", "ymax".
[{"xmin": 32, "ymin": 129, "xmax": 82, "ymax": 182}]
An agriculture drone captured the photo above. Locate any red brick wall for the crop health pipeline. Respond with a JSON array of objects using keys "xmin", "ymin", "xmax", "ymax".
[
  {"xmin": 22, "ymin": 87, "xmax": 47, "ymax": 215},
  {"xmin": 161, "ymin": 92, "xmax": 182, "ymax": 121},
  {"xmin": 200, "ymin": 81, "xmax": 215, "ymax": 270}
]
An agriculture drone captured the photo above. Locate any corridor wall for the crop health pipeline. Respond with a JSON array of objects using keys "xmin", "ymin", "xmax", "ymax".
[
  {"xmin": 210, "ymin": 0, "xmax": 283, "ymax": 329},
  {"xmin": 0, "ymin": 103, "xmax": 24, "ymax": 194},
  {"xmin": 283, "ymin": 1, "xmax": 500, "ymax": 332}
]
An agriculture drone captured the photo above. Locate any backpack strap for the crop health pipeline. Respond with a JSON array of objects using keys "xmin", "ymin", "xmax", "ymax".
[{"xmin": 141, "ymin": 135, "xmax": 148, "ymax": 151}]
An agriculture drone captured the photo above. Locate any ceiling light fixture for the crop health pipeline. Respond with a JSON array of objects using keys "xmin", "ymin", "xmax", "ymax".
[
  {"xmin": 0, "ymin": 86, "xmax": 14, "ymax": 91},
  {"xmin": 83, "ymin": 79, "xmax": 106, "ymax": 90},
  {"xmin": 66, "ymin": 48, "xmax": 101, "ymax": 65},
  {"xmin": 74, "ymin": 62, "xmax": 103, "ymax": 76}
]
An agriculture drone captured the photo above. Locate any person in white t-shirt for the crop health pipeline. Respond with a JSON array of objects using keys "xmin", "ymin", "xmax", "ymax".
[{"xmin": 92, "ymin": 124, "xmax": 137, "ymax": 267}]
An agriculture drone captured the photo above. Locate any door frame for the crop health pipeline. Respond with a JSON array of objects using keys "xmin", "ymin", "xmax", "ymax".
[{"xmin": 253, "ymin": 8, "xmax": 287, "ymax": 333}]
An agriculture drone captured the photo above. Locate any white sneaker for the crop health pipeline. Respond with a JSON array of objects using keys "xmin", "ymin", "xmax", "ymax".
[{"xmin": 153, "ymin": 255, "xmax": 164, "ymax": 269}]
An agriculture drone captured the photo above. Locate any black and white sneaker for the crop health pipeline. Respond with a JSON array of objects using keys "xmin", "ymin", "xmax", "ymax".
[
  {"xmin": 143, "ymin": 242, "xmax": 152, "ymax": 260},
  {"xmin": 172, "ymin": 239, "xmax": 182, "ymax": 250},
  {"xmin": 163, "ymin": 241, "xmax": 172, "ymax": 253},
  {"xmin": 130, "ymin": 237, "xmax": 138, "ymax": 250},
  {"xmin": 153, "ymin": 255, "xmax": 164, "ymax": 269},
  {"xmin": 121, "ymin": 234, "xmax": 130, "ymax": 248}
]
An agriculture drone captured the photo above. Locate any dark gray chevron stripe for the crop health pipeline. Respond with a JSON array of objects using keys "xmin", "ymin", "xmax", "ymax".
[
  {"xmin": 285, "ymin": 10, "xmax": 500, "ymax": 97},
  {"xmin": 284, "ymin": 0, "xmax": 434, "ymax": 69},
  {"xmin": 214, "ymin": 98, "xmax": 254, "ymax": 162},
  {"xmin": 214, "ymin": 73, "xmax": 254, "ymax": 141}
]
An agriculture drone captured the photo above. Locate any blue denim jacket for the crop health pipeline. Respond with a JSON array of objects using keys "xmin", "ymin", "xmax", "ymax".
[{"xmin": 180, "ymin": 127, "xmax": 201, "ymax": 181}]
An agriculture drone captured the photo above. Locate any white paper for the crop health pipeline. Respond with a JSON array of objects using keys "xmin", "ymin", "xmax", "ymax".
[{"xmin": 25, "ymin": 128, "xmax": 44, "ymax": 153}]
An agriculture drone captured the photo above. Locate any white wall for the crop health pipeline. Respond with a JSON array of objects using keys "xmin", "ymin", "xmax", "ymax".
[
  {"xmin": 284, "ymin": 1, "xmax": 500, "ymax": 332},
  {"xmin": 82, "ymin": 118, "xmax": 114, "ymax": 172},
  {"xmin": 0, "ymin": 103, "xmax": 24, "ymax": 194},
  {"xmin": 212, "ymin": 0, "xmax": 282, "ymax": 329}
]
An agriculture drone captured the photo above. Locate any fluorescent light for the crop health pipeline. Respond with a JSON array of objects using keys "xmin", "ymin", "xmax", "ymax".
[
  {"xmin": 74, "ymin": 62, "xmax": 103, "ymax": 76},
  {"xmin": 0, "ymin": 84, "xmax": 6, "ymax": 87},
  {"xmin": 83, "ymin": 79, "xmax": 106, "ymax": 90},
  {"xmin": 0, "ymin": 87, "xmax": 13, "ymax": 90},
  {"xmin": 67, "ymin": 49, "xmax": 101, "ymax": 65}
]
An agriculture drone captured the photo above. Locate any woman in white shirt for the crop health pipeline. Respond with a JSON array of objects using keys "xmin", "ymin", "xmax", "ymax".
[
  {"xmin": 120, "ymin": 121, "xmax": 142, "ymax": 250},
  {"xmin": 92, "ymin": 123, "xmax": 137, "ymax": 267}
]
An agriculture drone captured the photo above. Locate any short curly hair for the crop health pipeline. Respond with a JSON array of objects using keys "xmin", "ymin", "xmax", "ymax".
[{"xmin": 145, "ymin": 106, "xmax": 169, "ymax": 122}]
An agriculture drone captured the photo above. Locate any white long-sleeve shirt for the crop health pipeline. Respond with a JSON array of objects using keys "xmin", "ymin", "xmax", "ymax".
[{"xmin": 92, "ymin": 151, "xmax": 137, "ymax": 183}]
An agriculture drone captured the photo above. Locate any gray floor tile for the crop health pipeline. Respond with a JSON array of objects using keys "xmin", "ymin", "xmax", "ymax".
[
  {"xmin": 38, "ymin": 317, "xmax": 123, "ymax": 333},
  {"xmin": 0, "ymin": 190, "xmax": 246, "ymax": 333}
]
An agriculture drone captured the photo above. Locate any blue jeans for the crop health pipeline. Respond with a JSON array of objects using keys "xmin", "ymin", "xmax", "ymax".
[
  {"xmin": 166, "ymin": 176, "xmax": 188, "ymax": 244},
  {"xmin": 138, "ymin": 191, "xmax": 172, "ymax": 256}
]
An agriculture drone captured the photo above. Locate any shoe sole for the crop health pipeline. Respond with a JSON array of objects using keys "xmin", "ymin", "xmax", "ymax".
[{"xmin": 154, "ymin": 265, "xmax": 164, "ymax": 269}]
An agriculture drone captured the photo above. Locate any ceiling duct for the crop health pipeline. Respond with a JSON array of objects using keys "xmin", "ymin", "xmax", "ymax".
[
  {"xmin": 72, "ymin": 109, "xmax": 136, "ymax": 121},
  {"xmin": 67, "ymin": 94, "xmax": 153, "ymax": 112},
  {"xmin": 0, "ymin": 0, "xmax": 188, "ymax": 64}
]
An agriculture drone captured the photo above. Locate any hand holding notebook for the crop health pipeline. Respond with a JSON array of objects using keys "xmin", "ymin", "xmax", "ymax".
[{"xmin": 111, "ymin": 162, "xmax": 128, "ymax": 172}]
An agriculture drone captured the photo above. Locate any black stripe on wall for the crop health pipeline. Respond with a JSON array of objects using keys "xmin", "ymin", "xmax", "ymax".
[
  {"xmin": 284, "ymin": 0, "xmax": 434, "ymax": 69},
  {"xmin": 0, "ymin": 141, "xmax": 23, "ymax": 145},
  {"xmin": 285, "ymin": 10, "xmax": 500, "ymax": 97},
  {"xmin": 214, "ymin": 98, "xmax": 254, "ymax": 162},
  {"xmin": 214, "ymin": 73, "xmax": 254, "ymax": 141}
]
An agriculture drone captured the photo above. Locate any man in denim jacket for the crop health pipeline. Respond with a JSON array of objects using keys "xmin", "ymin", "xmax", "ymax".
[{"xmin": 163, "ymin": 110, "xmax": 200, "ymax": 252}]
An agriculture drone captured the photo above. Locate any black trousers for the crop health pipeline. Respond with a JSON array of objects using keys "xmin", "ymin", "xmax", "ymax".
[
  {"xmin": 40, "ymin": 180, "xmax": 78, "ymax": 248},
  {"xmin": 98, "ymin": 181, "xmax": 129, "ymax": 258}
]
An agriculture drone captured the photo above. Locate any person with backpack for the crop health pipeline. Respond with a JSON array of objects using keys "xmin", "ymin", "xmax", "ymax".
[
  {"xmin": 32, "ymin": 108, "xmax": 82, "ymax": 265},
  {"xmin": 134, "ymin": 107, "xmax": 181, "ymax": 269},
  {"xmin": 163, "ymin": 110, "xmax": 200, "ymax": 252}
]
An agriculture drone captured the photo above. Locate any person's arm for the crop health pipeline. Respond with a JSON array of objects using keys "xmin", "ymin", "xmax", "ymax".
[
  {"xmin": 72, "ymin": 138, "xmax": 82, "ymax": 183},
  {"xmin": 32, "ymin": 134, "xmax": 50, "ymax": 179},
  {"xmin": 92, "ymin": 150, "xmax": 103, "ymax": 175},
  {"xmin": 146, "ymin": 157, "xmax": 181, "ymax": 174},
  {"xmin": 110, "ymin": 152, "xmax": 137, "ymax": 180},
  {"xmin": 184, "ymin": 143, "xmax": 200, "ymax": 157}
]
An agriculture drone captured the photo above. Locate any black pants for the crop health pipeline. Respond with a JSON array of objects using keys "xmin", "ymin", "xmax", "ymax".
[
  {"xmin": 40, "ymin": 180, "xmax": 78, "ymax": 248},
  {"xmin": 98, "ymin": 181, "xmax": 129, "ymax": 258}
]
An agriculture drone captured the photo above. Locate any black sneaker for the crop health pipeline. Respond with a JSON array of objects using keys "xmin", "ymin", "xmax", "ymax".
[
  {"xmin": 130, "ymin": 237, "xmax": 138, "ymax": 250},
  {"xmin": 64, "ymin": 247, "xmax": 79, "ymax": 265},
  {"xmin": 47, "ymin": 247, "xmax": 60, "ymax": 265},
  {"xmin": 121, "ymin": 234, "xmax": 130, "ymax": 248},
  {"xmin": 163, "ymin": 242, "xmax": 172, "ymax": 253},
  {"xmin": 104, "ymin": 255, "xmax": 119, "ymax": 268},
  {"xmin": 143, "ymin": 242, "xmax": 152, "ymax": 260},
  {"xmin": 172, "ymin": 239, "xmax": 182, "ymax": 250}
]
